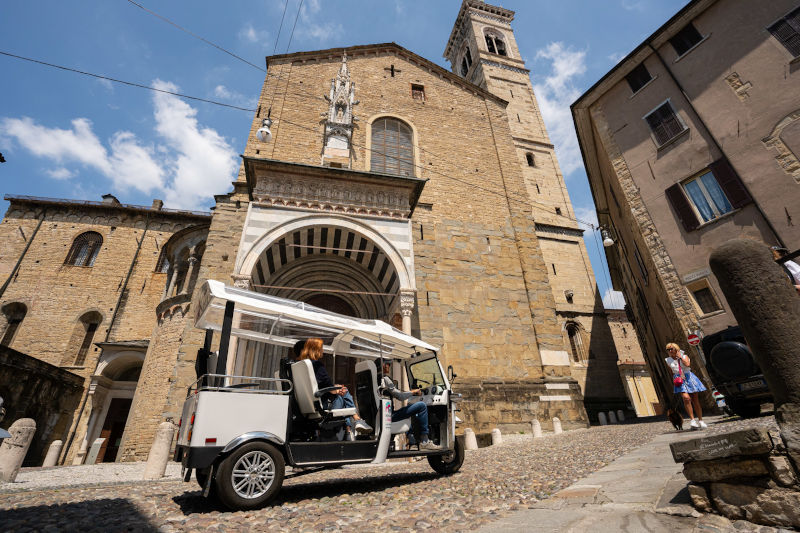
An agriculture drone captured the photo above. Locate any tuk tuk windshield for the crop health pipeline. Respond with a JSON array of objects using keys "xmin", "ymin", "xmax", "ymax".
[{"xmin": 408, "ymin": 357, "xmax": 445, "ymax": 390}]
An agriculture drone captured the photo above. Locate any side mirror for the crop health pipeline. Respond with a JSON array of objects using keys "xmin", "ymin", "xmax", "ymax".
[{"xmin": 447, "ymin": 365, "xmax": 457, "ymax": 383}]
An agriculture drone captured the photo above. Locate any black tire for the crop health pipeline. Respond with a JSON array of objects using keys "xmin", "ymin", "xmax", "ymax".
[
  {"xmin": 214, "ymin": 441, "xmax": 285, "ymax": 511},
  {"xmin": 728, "ymin": 399, "xmax": 761, "ymax": 419},
  {"xmin": 428, "ymin": 437, "xmax": 465, "ymax": 475}
]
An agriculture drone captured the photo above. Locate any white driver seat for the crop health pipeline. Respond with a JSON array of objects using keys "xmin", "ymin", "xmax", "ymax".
[{"xmin": 291, "ymin": 359, "xmax": 357, "ymax": 420}]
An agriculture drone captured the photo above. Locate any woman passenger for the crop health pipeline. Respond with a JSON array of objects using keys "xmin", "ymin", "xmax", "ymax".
[{"xmin": 298, "ymin": 338, "xmax": 372, "ymax": 438}]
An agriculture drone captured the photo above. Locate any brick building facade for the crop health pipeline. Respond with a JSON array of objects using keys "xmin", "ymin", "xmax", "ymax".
[{"xmin": 1, "ymin": 0, "xmax": 632, "ymax": 463}]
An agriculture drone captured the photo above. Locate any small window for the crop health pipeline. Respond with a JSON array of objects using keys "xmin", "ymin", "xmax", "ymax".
[
  {"xmin": 669, "ymin": 22, "xmax": 703, "ymax": 57},
  {"xmin": 460, "ymin": 47, "xmax": 473, "ymax": 76},
  {"xmin": 155, "ymin": 250, "xmax": 170, "ymax": 273},
  {"xmin": 555, "ymin": 207, "xmax": 562, "ymax": 215},
  {"xmin": 65, "ymin": 231, "xmax": 103, "ymax": 267},
  {"xmin": 644, "ymin": 101, "xmax": 687, "ymax": 146},
  {"xmin": 687, "ymin": 279, "xmax": 723, "ymax": 315},
  {"xmin": 682, "ymin": 170, "xmax": 734, "ymax": 224},
  {"xmin": 485, "ymin": 34, "xmax": 496, "ymax": 54},
  {"xmin": 526, "ymin": 153, "xmax": 535, "ymax": 167},
  {"xmin": 411, "ymin": 84, "xmax": 425, "ymax": 102},
  {"xmin": 69, "ymin": 311, "xmax": 103, "ymax": 366},
  {"xmin": 626, "ymin": 63, "xmax": 652, "ymax": 93},
  {"xmin": 566, "ymin": 323, "xmax": 586, "ymax": 363},
  {"xmin": 768, "ymin": 6, "xmax": 800, "ymax": 57}
]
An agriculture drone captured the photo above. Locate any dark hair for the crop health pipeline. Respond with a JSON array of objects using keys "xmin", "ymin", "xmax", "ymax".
[{"xmin": 292, "ymin": 340, "xmax": 306, "ymax": 359}]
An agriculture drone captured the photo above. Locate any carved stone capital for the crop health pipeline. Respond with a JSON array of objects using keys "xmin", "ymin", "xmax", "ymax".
[
  {"xmin": 232, "ymin": 274, "xmax": 253, "ymax": 290},
  {"xmin": 399, "ymin": 290, "xmax": 416, "ymax": 317}
]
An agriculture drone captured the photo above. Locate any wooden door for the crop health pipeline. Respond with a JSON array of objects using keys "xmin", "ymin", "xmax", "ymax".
[{"xmin": 95, "ymin": 398, "xmax": 132, "ymax": 463}]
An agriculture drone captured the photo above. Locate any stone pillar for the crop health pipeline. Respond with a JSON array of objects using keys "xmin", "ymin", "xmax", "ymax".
[
  {"xmin": 598, "ymin": 412, "xmax": 608, "ymax": 426},
  {"xmin": 709, "ymin": 239, "xmax": 800, "ymax": 471},
  {"xmin": 531, "ymin": 419, "xmax": 542, "ymax": 438},
  {"xmin": 552, "ymin": 417, "xmax": 562, "ymax": 434},
  {"xmin": 464, "ymin": 428, "xmax": 478, "ymax": 450},
  {"xmin": 181, "ymin": 255, "xmax": 199, "ymax": 295},
  {"xmin": 491, "ymin": 428, "xmax": 502, "ymax": 445},
  {"xmin": 608, "ymin": 411, "xmax": 618, "ymax": 424},
  {"xmin": 399, "ymin": 289, "xmax": 415, "ymax": 394},
  {"xmin": 165, "ymin": 265, "xmax": 178, "ymax": 298},
  {"xmin": 42, "ymin": 440, "xmax": 63, "ymax": 467},
  {"xmin": 72, "ymin": 377, "xmax": 110, "ymax": 465},
  {"xmin": 617, "ymin": 410, "xmax": 625, "ymax": 422},
  {"xmin": 143, "ymin": 422, "xmax": 176, "ymax": 480},
  {"xmin": 0, "ymin": 418, "xmax": 36, "ymax": 482}
]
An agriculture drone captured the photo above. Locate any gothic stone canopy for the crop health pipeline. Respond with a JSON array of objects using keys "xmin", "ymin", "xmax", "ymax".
[{"xmin": 241, "ymin": 157, "xmax": 427, "ymax": 219}]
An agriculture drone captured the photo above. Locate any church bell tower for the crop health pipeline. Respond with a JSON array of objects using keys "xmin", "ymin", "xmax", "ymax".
[{"xmin": 445, "ymin": 1, "xmax": 627, "ymax": 418}]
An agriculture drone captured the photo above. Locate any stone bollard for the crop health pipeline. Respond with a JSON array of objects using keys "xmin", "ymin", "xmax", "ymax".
[
  {"xmin": 608, "ymin": 411, "xmax": 618, "ymax": 424},
  {"xmin": 617, "ymin": 410, "xmax": 625, "ymax": 422},
  {"xmin": 143, "ymin": 422, "xmax": 175, "ymax": 480},
  {"xmin": 597, "ymin": 412, "xmax": 608, "ymax": 426},
  {"xmin": 42, "ymin": 440, "xmax": 63, "ymax": 468},
  {"xmin": 531, "ymin": 419, "xmax": 543, "ymax": 438},
  {"xmin": 491, "ymin": 428, "xmax": 502, "ymax": 446},
  {"xmin": 552, "ymin": 417, "xmax": 562, "ymax": 434},
  {"xmin": 464, "ymin": 428, "xmax": 478, "ymax": 450},
  {"xmin": 0, "ymin": 418, "xmax": 36, "ymax": 482},
  {"xmin": 709, "ymin": 239, "xmax": 800, "ymax": 471}
]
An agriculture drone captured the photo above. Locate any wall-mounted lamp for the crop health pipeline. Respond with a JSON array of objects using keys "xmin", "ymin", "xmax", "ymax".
[
  {"xmin": 600, "ymin": 226, "xmax": 615, "ymax": 247},
  {"xmin": 256, "ymin": 108, "xmax": 273, "ymax": 142}
]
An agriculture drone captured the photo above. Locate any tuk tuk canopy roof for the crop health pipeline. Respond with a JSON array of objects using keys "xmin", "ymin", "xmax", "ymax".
[{"xmin": 194, "ymin": 280, "xmax": 438, "ymax": 360}]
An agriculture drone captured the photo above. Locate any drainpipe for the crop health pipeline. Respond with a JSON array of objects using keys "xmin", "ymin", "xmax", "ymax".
[
  {"xmin": 647, "ymin": 44, "xmax": 786, "ymax": 248},
  {"xmin": 0, "ymin": 211, "xmax": 45, "ymax": 300},
  {"xmin": 60, "ymin": 210, "xmax": 152, "ymax": 464}
]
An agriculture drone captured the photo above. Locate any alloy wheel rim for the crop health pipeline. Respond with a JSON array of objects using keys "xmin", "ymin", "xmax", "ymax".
[{"xmin": 231, "ymin": 450, "xmax": 275, "ymax": 499}]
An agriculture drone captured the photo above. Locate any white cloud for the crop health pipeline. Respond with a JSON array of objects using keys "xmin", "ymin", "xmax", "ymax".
[
  {"xmin": 214, "ymin": 84, "xmax": 257, "ymax": 108},
  {"xmin": 97, "ymin": 78, "xmax": 114, "ymax": 92},
  {"xmin": 45, "ymin": 167, "xmax": 75, "ymax": 180},
  {"xmin": 608, "ymin": 52, "xmax": 626, "ymax": 64},
  {"xmin": 533, "ymin": 42, "xmax": 587, "ymax": 177},
  {"xmin": 239, "ymin": 23, "xmax": 269, "ymax": 44},
  {"xmin": 603, "ymin": 288, "xmax": 626, "ymax": 309},
  {"xmin": 622, "ymin": 0, "xmax": 647, "ymax": 12},
  {"xmin": 1, "ymin": 81, "xmax": 238, "ymax": 210},
  {"xmin": 151, "ymin": 80, "xmax": 239, "ymax": 209},
  {"xmin": 297, "ymin": 0, "xmax": 343, "ymax": 44}
]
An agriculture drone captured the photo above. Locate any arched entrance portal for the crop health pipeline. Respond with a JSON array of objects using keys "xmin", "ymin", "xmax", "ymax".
[{"xmin": 233, "ymin": 222, "xmax": 414, "ymax": 389}]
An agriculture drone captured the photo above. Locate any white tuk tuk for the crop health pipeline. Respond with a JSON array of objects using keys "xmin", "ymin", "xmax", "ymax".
[{"xmin": 174, "ymin": 280, "xmax": 465, "ymax": 510}]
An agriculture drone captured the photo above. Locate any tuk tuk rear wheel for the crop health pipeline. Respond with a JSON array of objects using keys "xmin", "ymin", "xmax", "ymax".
[
  {"xmin": 215, "ymin": 441, "xmax": 285, "ymax": 510},
  {"xmin": 428, "ymin": 437, "xmax": 464, "ymax": 475}
]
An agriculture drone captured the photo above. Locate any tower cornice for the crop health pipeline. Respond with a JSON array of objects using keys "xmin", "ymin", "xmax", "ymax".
[{"xmin": 444, "ymin": 0, "xmax": 515, "ymax": 59}]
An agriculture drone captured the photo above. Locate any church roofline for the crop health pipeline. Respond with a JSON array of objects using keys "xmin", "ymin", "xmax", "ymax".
[
  {"xmin": 4, "ymin": 194, "xmax": 211, "ymax": 220},
  {"xmin": 241, "ymin": 155, "xmax": 428, "ymax": 218},
  {"xmin": 265, "ymin": 42, "xmax": 508, "ymax": 106},
  {"xmin": 444, "ymin": 0, "xmax": 515, "ymax": 60}
]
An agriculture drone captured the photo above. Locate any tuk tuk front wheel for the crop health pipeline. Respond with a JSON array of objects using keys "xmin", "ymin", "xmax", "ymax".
[
  {"xmin": 215, "ymin": 441, "xmax": 285, "ymax": 510},
  {"xmin": 428, "ymin": 437, "xmax": 464, "ymax": 475}
]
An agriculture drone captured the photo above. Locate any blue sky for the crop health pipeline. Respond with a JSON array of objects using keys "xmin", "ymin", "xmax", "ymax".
[{"xmin": 0, "ymin": 0, "xmax": 689, "ymax": 308}]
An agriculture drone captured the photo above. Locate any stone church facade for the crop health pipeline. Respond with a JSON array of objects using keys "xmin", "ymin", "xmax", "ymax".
[{"xmin": 0, "ymin": 1, "xmax": 629, "ymax": 464}]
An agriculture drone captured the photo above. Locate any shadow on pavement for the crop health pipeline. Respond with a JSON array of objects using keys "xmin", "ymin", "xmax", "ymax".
[
  {"xmin": 173, "ymin": 470, "xmax": 440, "ymax": 515},
  {"xmin": 0, "ymin": 498, "xmax": 159, "ymax": 532}
]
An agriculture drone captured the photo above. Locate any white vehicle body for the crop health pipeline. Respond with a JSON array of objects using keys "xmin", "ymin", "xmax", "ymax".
[{"xmin": 173, "ymin": 280, "xmax": 464, "ymax": 510}]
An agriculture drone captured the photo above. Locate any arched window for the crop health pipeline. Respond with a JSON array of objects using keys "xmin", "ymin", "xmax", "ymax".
[
  {"xmin": 460, "ymin": 47, "xmax": 473, "ymax": 76},
  {"xmin": 68, "ymin": 311, "xmax": 103, "ymax": 366},
  {"xmin": 1, "ymin": 302, "xmax": 27, "ymax": 347},
  {"xmin": 155, "ymin": 249, "xmax": 170, "ymax": 273},
  {"xmin": 371, "ymin": 118, "xmax": 415, "ymax": 177},
  {"xmin": 566, "ymin": 323, "xmax": 586, "ymax": 363},
  {"xmin": 485, "ymin": 32, "xmax": 507, "ymax": 56},
  {"xmin": 526, "ymin": 153, "xmax": 535, "ymax": 167},
  {"xmin": 65, "ymin": 232, "xmax": 103, "ymax": 267}
]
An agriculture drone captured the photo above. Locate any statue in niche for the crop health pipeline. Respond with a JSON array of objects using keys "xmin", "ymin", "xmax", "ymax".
[{"xmin": 323, "ymin": 52, "xmax": 359, "ymax": 159}]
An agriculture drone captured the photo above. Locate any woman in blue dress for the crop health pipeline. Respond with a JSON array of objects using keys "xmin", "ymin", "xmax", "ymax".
[{"xmin": 666, "ymin": 343, "xmax": 707, "ymax": 429}]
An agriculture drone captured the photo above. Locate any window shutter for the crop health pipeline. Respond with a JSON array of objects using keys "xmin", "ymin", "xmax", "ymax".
[
  {"xmin": 709, "ymin": 158, "xmax": 752, "ymax": 208},
  {"xmin": 666, "ymin": 183, "xmax": 700, "ymax": 232}
]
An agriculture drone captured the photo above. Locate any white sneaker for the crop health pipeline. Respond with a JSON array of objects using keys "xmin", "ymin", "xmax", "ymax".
[
  {"xmin": 419, "ymin": 440, "xmax": 441, "ymax": 451},
  {"xmin": 689, "ymin": 418, "xmax": 699, "ymax": 429},
  {"xmin": 354, "ymin": 419, "xmax": 373, "ymax": 434},
  {"xmin": 346, "ymin": 430, "xmax": 355, "ymax": 441},
  {"xmin": 698, "ymin": 420, "xmax": 708, "ymax": 429}
]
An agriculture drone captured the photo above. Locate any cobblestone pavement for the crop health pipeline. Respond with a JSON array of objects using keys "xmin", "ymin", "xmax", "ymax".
[{"xmin": 0, "ymin": 415, "xmax": 779, "ymax": 532}]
